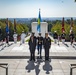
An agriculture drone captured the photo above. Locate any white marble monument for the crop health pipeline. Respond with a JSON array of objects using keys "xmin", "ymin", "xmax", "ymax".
[{"xmin": 31, "ymin": 22, "xmax": 48, "ymax": 37}]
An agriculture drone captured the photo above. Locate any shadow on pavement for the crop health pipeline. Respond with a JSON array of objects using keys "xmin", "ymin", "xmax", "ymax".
[
  {"xmin": 64, "ymin": 43, "xmax": 69, "ymax": 47},
  {"xmin": 25, "ymin": 59, "xmax": 52, "ymax": 75},
  {"xmin": 74, "ymin": 44, "xmax": 76, "ymax": 46},
  {"xmin": 34, "ymin": 59, "xmax": 43, "ymax": 75},
  {"xmin": 26, "ymin": 60, "xmax": 35, "ymax": 72},
  {"xmin": 43, "ymin": 59, "xmax": 52, "ymax": 74},
  {"xmin": 0, "ymin": 43, "xmax": 13, "ymax": 51},
  {"xmin": 73, "ymin": 45, "xmax": 76, "ymax": 50},
  {"xmin": 0, "ymin": 46, "xmax": 6, "ymax": 51}
]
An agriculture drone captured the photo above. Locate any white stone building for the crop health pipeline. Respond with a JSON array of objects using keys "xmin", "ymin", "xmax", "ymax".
[{"xmin": 31, "ymin": 22, "xmax": 48, "ymax": 37}]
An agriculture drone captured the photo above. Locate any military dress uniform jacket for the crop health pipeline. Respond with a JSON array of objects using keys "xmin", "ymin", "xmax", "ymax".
[
  {"xmin": 53, "ymin": 33, "xmax": 58, "ymax": 39},
  {"xmin": 61, "ymin": 33, "xmax": 66, "ymax": 39},
  {"xmin": 37, "ymin": 36, "xmax": 43, "ymax": 45},
  {"xmin": 69, "ymin": 33, "xmax": 74, "ymax": 40}
]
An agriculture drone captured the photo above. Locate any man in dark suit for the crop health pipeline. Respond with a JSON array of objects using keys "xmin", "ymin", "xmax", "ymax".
[
  {"xmin": 31, "ymin": 32, "xmax": 36, "ymax": 39},
  {"xmin": 61, "ymin": 31, "xmax": 66, "ymax": 44},
  {"xmin": 69, "ymin": 31, "xmax": 74, "ymax": 45},
  {"xmin": 37, "ymin": 33, "xmax": 43, "ymax": 58},
  {"xmin": 43, "ymin": 33, "xmax": 51, "ymax": 61},
  {"xmin": 28, "ymin": 33, "xmax": 36, "ymax": 61}
]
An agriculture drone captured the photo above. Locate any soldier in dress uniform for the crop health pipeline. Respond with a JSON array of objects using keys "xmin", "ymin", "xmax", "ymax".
[
  {"xmin": 53, "ymin": 31, "xmax": 58, "ymax": 44},
  {"xmin": 37, "ymin": 33, "xmax": 43, "ymax": 58},
  {"xmin": 13, "ymin": 32, "xmax": 18, "ymax": 43},
  {"xmin": 20, "ymin": 31, "xmax": 26, "ymax": 45},
  {"xmin": 43, "ymin": 33, "xmax": 51, "ymax": 61},
  {"xmin": 58, "ymin": 35, "xmax": 60, "ymax": 45},
  {"xmin": 0, "ymin": 26, "xmax": 2, "ymax": 41},
  {"xmin": 69, "ymin": 31, "xmax": 74, "ymax": 45},
  {"xmin": 61, "ymin": 31, "xmax": 66, "ymax": 44},
  {"xmin": 28, "ymin": 32, "xmax": 36, "ymax": 61},
  {"xmin": 6, "ymin": 32, "xmax": 9, "ymax": 46}
]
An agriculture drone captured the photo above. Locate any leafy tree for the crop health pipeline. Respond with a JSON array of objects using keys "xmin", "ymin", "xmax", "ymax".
[
  {"xmin": 51, "ymin": 21, "xmax": 62, "ymax": 35},
  {"xmin": 51, "ymin": 20, "xmax": 76, "ymax": 41},
  {"xmin": 0, "ymin": 19, "xmax": 29, "ymax": 41}
]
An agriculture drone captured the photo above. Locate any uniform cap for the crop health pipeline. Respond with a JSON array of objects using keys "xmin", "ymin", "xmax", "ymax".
[{"xmin": 54, "ymin": 31, "xmax": 56, "ymax": 32}]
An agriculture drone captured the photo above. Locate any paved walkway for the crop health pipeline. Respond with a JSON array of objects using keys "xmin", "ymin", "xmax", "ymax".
[
  {"xmin": 0, "ymin": 42, "xmax": 76, "ymax": 75},
  {"xmin": 48, "ymin": 35, "xmax": 54, "ymax": 41},
  {"xmin": 0, "ymin": 59, "xmax": 76, "ymax": 75},
  {"xmin": 0, "ymin": 42, "xmax": 76, "ymax": 57}
]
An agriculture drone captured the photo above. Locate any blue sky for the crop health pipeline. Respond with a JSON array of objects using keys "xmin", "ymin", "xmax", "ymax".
[{"xmin": 0, "ymin": 0, "xmax": 76, "ymax": 18}]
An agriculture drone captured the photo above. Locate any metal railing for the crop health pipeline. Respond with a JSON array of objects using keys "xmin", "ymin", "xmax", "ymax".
[
  {"xmin": 70, "ymin": 64, "xmax": 76, "ymax": 75},
  {"xmin": 0, "ymin": 63, "xmax": 8, "ymax": 75}
]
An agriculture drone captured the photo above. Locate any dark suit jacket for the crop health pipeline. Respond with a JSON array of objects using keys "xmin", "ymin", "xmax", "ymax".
[
  {"xmin": 43, "ymin": 37, "xmax": 51, "ymax": 49},
  {"xmin": 28, "ymin": 36, "xmax": 36, "ymax": 52}
]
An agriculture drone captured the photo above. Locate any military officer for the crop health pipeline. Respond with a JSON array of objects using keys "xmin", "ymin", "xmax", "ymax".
[
  {"xmin": 61, "ymin": 31, "xmax": 66, "ymax": 44},
  {"xmin": 69, "ymin": 31, "xmax": 74, "ymax": 45},
  {"xmin": 37, "ymin": 33, "xmax": 43, "ymax": 58},
  {"xmin": 20, "ymin": 31, "xmax": 26, "ymax": 45},
  {"xmin": 53, "ymin": 31, "xmax": 58, "ymax": 44},
  {"xmin": 43, "ymin": 33, "xmax": 51, "ymax": 61},
  {"xmin": 13, "ymin": 32, "xmax": 18, "ymax": 43}
]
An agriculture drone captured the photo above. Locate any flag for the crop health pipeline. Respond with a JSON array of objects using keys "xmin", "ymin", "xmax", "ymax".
[
  {"xmin": 0, "ymin": 26, "xmax": 2, "ymax": 41},
  {"xmin": 14, "ymin": 19, "xmax": 16, "ymax": 32},
  {"xmin": 5, "ymin": 18, "xmax": 9, "ymax": 33},
  {"xmin": 71, "ymin": 18, "xmax": 73, "ymax": 28},
  {"xmin": 62, "ymin": 17, "xmax": 65, "ymax": 32},
  {"xmin": 37, "ymin": 9, "xmax": 42, "ymax": 33},
  {"xmin": 70, "ymin": 18, "xmax": 73, "ymax": 32}
]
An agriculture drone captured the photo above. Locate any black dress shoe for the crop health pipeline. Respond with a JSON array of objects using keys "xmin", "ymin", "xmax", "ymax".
[
  {"xmin": 40, "ymin": 56, "xmax": 42, "ymax": 59},
  {"xmin": 45, "ymin": 58, "xmax": 49, "ymax": 61},
  {"xmin": 33, "ymin": 59, "xmax": 35, "ymax": 61},
  {"xmin": 30, "ymin": 59, "xmax": 32, "ymax": 61},
  {"xmin": 38, "ymin": 52, "xmax": 39, "ymax": 55},
  {"xmin": 45, "ymin": 59, "xmax": 49, "ymax": 61}
]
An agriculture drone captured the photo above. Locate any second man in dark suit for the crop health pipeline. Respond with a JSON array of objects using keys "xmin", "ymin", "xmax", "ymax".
[{"xmin": 43, "ymin": 33, "xmax": 51, "ymax": 61}]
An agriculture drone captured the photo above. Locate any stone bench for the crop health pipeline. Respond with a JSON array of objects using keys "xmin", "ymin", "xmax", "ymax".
[
  {"xmin": 70, "ymin": 64, "xmax": 76, "ymax": 75},
  {"xmin": 0, "ymin": 63, "xmax": 8, "ymax": 75}
]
